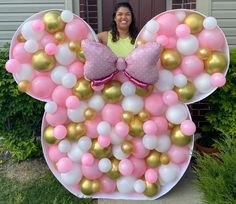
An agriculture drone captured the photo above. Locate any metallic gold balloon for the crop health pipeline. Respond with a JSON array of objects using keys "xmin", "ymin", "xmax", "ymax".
[
  {"xmin": 102, "ymin": 81, "xmax": 123, "ymax": 103},
  {"xmin": 205, "ymin": 51, "xmax": 227, "ymax": 74},
  {"xmin": 145, "ymin": 150, "xmax": 161, "ymax": 168},
  {"xmin": 129, "ymin": 117, "xmax": 144, "ymax": 137},
  {"xmin": 66, "ymin": 122, "xmax": 86, "ymax": 141},
  {"xmin": 138, "ymin": 110, "xmax": 150, "ymax": 122},
  {"xmin": 54, "ymin": 32, "xmax": 66, "ymax": 43},
  {"xmin": 80, "ymin": 178, "xmax": 94, "ymax": 195},
  {"xmin": 135, "ymin": 39, "xmax": 146, "ymax": 47},
  {"xmin": 18, "ymin": 80, "xmax": 31, "ymax": 92},
  {"xmin": 91, "ymin": 179, "xmax": 100, "ymax": 193},
  {"xmin": 68, "ymin": 41, "xmax": 81, "ymax": 52},
  {"xmin": 107, "ymin": 158, "xmax": 121, "ymax": 179},
  {"xmin": 121, "ymin": 140, "xmax": 133, "ymax": 154},
  {"xmin": 144, "ymin": 181, "xmax": 160, "ymax": 197},
  {"xmin": 121, "ymin": 111, "xmax": 134, "ymax": 124},
  {"xmin": 43, "ymin": 11, "xmax": 65, "ymax": 34},
  {"xmin": 136, "ymin": 85, "xmax": 154, "ymax": 97},
  {"xmin": 73, "ymin": 78, "xmax": 94, "ymax": 100},
  {"xmin": 184, "ymin": 13, "xmax": 204, "ymax": 34},
  {"xmin": 160, "ymin": 153, "xmax": 170, "ymax": 165},
  {"xmin": 43, "ymin": 126, "xmax": 58, "ymax": 144},
  {"xmin": 84, "ymin": 107, "xmax": 96, "ymax": 120},
  {"xmin": 161, "ymin": 49, "xmax": 181, "ymax": 70},
  {"xmin": 174, "ymin": 81, "xmax": 196, "ymax": 102},
  {"xmin": 76, "ymin": 50, "xmax": 86, "ymax": 63},
  {"xmin": 197, "ymin": 48, "xmax": 212, "ymax": 60},
  {"xmin": 171, "ymin": 126, "xmax": 192, "ymax": 146},
  {"xmin": 17, "ymin": 34, "xmax": 26, "ymax": 42},
  {"xmin": 32, "ymin": 50, "xmax": 56, "ymax": 72},
  {"xmin": 168, "ymin": 122, "xmax": 175, "ymax": 129},
  {"xmin": 90, "ymin": 140, "xmax": 112, "ymax": 159}
]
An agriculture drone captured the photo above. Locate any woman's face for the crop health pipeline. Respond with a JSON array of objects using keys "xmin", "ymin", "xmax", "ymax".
[{"xmin": 114, "ymin": 7, "xmax": 132, "ymax": 30}]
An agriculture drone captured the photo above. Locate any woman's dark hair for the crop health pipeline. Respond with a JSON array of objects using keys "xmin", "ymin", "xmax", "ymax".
[{"xmin": 111, "ymin": 2, "xmax": 138, "ymax": 44}]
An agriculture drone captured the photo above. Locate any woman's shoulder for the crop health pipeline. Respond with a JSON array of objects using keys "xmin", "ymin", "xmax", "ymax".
[{"xmin": 97, "ymin": 31, "xmax": 110, "ymax": 45}]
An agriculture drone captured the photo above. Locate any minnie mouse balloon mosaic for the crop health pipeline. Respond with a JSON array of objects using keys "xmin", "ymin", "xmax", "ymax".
[{"xmin": 6, "ymin": 9, "xmax": 229, "ymax": 200}]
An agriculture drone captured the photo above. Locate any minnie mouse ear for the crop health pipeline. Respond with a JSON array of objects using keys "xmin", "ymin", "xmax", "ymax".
[
  {"xmin": 136, "ymin": 9, "xmax": 229, "ymax": 104},
  {"xmin": 6, "ymin": 9, "xmax": 98, "ymax": 102}
]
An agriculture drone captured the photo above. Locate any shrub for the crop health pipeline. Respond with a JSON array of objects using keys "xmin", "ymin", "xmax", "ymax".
[{"xmin": 0, "ymin": 44, "xmax": 44, "ymax": 161}]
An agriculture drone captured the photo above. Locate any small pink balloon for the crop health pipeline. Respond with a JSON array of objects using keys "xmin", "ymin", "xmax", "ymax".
[
  {"xmin": 176, "ymin": 24, "xmax": 191, "ymax": 38},
  {"xmin": 156, "ymin": 35, "xmax": 168, "ymax": 46},
  {"xmin": 69, "ymin": 61, "xmax": 84, "ymax": 78},
  {"xmin": 45, "ymin": 43, "xmax": 57, "ymax": 55},
  {"xmin": 41, "ymin": 34, "xmax": 57, "ymax": 48},
  {"xmin": 56, "ymin": 157, "xmax": 73, "ymax": 173},
  {"xmin": 145, "ymin": 93, "xmax": 167, "ymax": 116},
  {"xmin": 132, "ymin": 138, "xmax": 150, "ymax": 159},
  {"xmin": 98, "ymin": 135, "xmax": 111, "ymax": 147},
  {"xmin": 46, "ymin": 107, "xmax": 68, "ymax": 126},
  {"xmin": 210, "ymin": 73, "xmax": 226, "ymax": 87},
  {"xmin": 102, "ymin": 104, "xmax": 123, "ymax": 126},
  {"xmin": 162, "ymin": 90, "xmax": 179, "ymax": 106},
  {"xmin": 5, "ymin": 59, "xmax": 21, "ymax": 73},
  {"xmin": 48, "ymin": 145, "xmax": 66, "ymax": 162},
  {"xmin": 100, "ymin": 175, "xmax": 116, "ymax": 193},
  {"xmin": 66, "ymin": 95, "xmax": 80, "ymax": 109},
  {"xmin": 118, "ymin": 159, "xmax": 134, "ymax": 176},
  {"xmin": 53, "ymin": 125, "xmax": 67, "ymax": 139},
  {"xmin": 12, "ymin": 43, "xmax": 32, "ymax": 63},
  {"xmin": 85, "ymin": 116, "xmax": 101, "ymax": 138},
  {"xmin": 32, "ymin": 19, "xmax": 45, "ymax": 32},
  {"xmin": 92, "ymin": 84, "xmax": 104, "ymax": 91},
  {"xmin": 166, "ymin": 37, "xmax": 177, "ymax": 49},
  {"xmin": 168, "ymin": 145, "xmax": 189, "ymax": 164},
  {"xmin": 130, "ymin": 156, "xmax": 147, "ymax": 178},
  {"xmin": 180, "ymin": 120, "xmax": 196, "ymax": 136},
  {"xmin": 114, "ymin": 122, "xmax": 129, "ymax": 138},
  {"xmin": 81, "ymin": 153, "xmax": 94, "ymax": 166},
  {"xmin": 145, "ymin": 168, "xmax": 158, "ymax": 183},
  {"xmin": 82, "ymin": 160, "xmax": 103, "ymax": 179},
  {"xmin": 52, "ymin": 85, "xmax": 72, "ymax": 107},
  {"xmin": 152, "ymin": 116, "xmax": 169, "ymax": 135},
  {"xmin": 143, "ymin": 120, "xmax": 157, "ymax": 135}
]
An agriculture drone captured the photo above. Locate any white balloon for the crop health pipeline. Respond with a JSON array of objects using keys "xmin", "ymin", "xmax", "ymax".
[
  {"xmin": 117, "ymin": 176, "xmax": 135, "ymax": 194},
  {"xmin": 88, "ymin": 94, "xmax": 105, "ymax": 111},
  {"xmin": 61, "ymin": 165, "xmax": 82, "ymax": 186},
  {"xmin": 155, "ymin": 134, "xmax": 171, "ymax": 152},
  {"xmin": 68, "ymin": 143, "xmax": 83, "ymax": 162},
  {"xmin": 97, "ymin": 121, "xmax": 112, "ymax": 136},
  {"xmin": 111, "ymin": 129, "xmax": 124, "ymax": 145},
  {"xmin": 159, "ymin": 163, "xmax": 180, "ymax": 184},
  {"xmin": 15, "ymin": 64, "xmax": 35, "ymax": 81},
  {"xmin": 121, "ymin": 81, "xmax": 136, "ymax": 96},
  {"xmin": 145, "ymin": 19, "xmax": 160, "ymax": 33},
  {"xmin": 51, "ymin": 66, "xmax": 68, "ymax": 84},
  {"xmin": 78, "ymin": 136, "xmax": 92, "ymax": 152},
  {"xmin": 24, "ymin": 40, "xmax": 39, "ymax": 53},
  {"xmin": 67, "ymin": 102, "xmax": 87, "ymax": 122},
  {"xmin": 175, "ymin": 11, "xmax": 186, "ymax": 21},
  {"xmin": 194, "ymin": 73, "xmax": 213, "ymax": 93},
  {"xmin": 62, "ymin": 73, "xmax": 77, "ymax": 88},
  {"xmin": 55, "ymin": 43, "xmax": 76, "ymax": 65},
  {"xmin": 177, "ymin": 35, "xmax": 199, "ymax": 55},
  {"xmin": 58, "ymin": 139, "xmax": 71, "ymax": 153},
  {"xmin": 122, "ymin": 95, "xmax": 144, "ymax": 114},
  {"xmin": 166, "ymin": 103, "xmax": 188, "ymax": 124},
  {"xmin": 141, "ymin": 29, "xmax": 156, "ymax": 42},
  {"xmin": 44, "ymin": 101, "xmax": 57, "ymax": 113},
  {"xmin": 112, "ymin": 145, "xmax": 129, "ymax": 160},
  {"xmin": 98, "ymin": 158, "xmax": 112, "ymax": 173},
  {"xmin": 61, "ymin": 10, "xmax": 74, "ymax": 23},
  {"xmin": 155, "ymin": 70, "xmax": 174, "ymax": 91},
  {"xmin": 134, "ymin": 179, "xmax": 146, "ymax": 193},
  {"xmin": 203, "ymin": 17, "xmax": 217, "ymax": 30},
  {"xmin": 143, "ymin": 134, "xmax": 159, "ymax": 150},
  {"xmin": 21, "ymin": 20, "xmax": 44, "ymax": 40},
  {"xmin": 174, "ymin": 74, "xmax": 188, "ymax": 88}
]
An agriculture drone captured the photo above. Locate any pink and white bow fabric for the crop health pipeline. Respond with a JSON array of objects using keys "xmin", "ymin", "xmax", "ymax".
[{"xmin": 82, "ymin": 40, "xmax": 162, "ymax": 88}]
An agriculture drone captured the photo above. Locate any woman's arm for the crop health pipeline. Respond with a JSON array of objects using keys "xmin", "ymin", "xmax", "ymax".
[{"xmin": 97, "ymin": 31, "xmax": 108, "ymax": 45}]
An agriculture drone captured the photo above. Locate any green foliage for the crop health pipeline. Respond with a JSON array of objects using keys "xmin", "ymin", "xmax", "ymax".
[
  {"xmin": 0, "ymin": 44, "xmax": 44, "ymax": 161},
  {"xmin": 194, "ymin": 131, "xmax": 236, "ymax": 204}
]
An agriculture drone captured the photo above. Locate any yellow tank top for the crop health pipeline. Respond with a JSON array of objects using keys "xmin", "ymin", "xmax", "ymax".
[{"xmin": 107, "ymin": 31, "xmax": 134, "ymax": 57}]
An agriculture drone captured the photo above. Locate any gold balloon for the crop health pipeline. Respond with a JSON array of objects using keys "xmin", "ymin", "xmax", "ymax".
[
  {"xmin": 160, "ymin": 153, "xmax": 170, "ymax": 165},
  {"xmin": 174, "ymin": 81, "xmax": 196, "ymax": 102},
  {"xmin": 135, "ymin": 39, "xmax": 146, "ymax": 47},
  {"xmin": 184, "ymin": 13, "xmax": 204, "ymax": 34},
  {"xmin": 73, "ymin": 78, "xmax": 94, "ymax": 100},
  {"xmin": 129, "ymin": 117, "xmax": 144, "ymax": 137},
  {"xmin": 66, "ymin": 122, "xmax": 86, "ymax": 141},
  {"xmin": 32, "ymin": 50, "xmax": 56, "ymax": 72},
  {"xmin": 80, "ymin": 178, "xmax": 94, "ymax": 195},
  {"xmin": 76, "ymin": 50, "xmax": 86, "ymax": 63},
  {"xmin": 171, "ymin": 126, "xmax": 192, "ymax": 146},
  {"xmin": 43, "ymin": 126, "xmax": 58, "ymax": 144},
  {"xmin": 121, "ymin": 111, "xmax": 134, "ymax": 124},
  {"xmin": 138, "ymin": 110, "xmax": 150, "ymax": 122},
  {"xmin": 161, "ymin": 49, "xmax": 181, "ymax": 70},
  {"xmin": 145, "ymin": 150, "xmax": 161, "ymax": 168},
  {"xmin": 18, "ymin": 80, "xmax": 31, "ymax": 92},
  {"xmin": 197, "ymin": 48, "xmax": 212, "ymax": 60},
  {"xmin": 107, "ymin": 158, "xmax": 121, "ymax": 179},
  {"xmin": 144, "ymin": 181, "xmax": 160, "ymax": 197},
  {"xmin": 91, "ymin": 179, "xmax": 100, "ymax": 193},
  {"xmin": 90, "ymin": 140, "xmax": 112, "ymax": 159},
  {"xmin": 43, "ymin": 11, "xmax": 65, "ymax": 34},
  {"xmin": 136, "ymin": 85, "xmax": 154, "ymax": 97},
  {"xmin": 102, "ymin": 81, "xmax": 123, "ymax": 103},
  {"xmin": 17, "ymin": 34, "xmax": 26, "ymax": 42},
  {"xmin": 121, "ymin": 140, "xmax": 133, "ymax": 154},
  {"xmin": 205, "ymin": 51, "xmax": 227, "ymax": 74},
  {"xmin": 68, "ymin": 41, "xmax": 81, "ymax": 52},
  {"xmin": 168, "ymin": 122, "xmax": 175, "ymax": 129},
  {"xmin": 54, "ymin": 32, "xmax": 66, "ymax": 43},
  {"xmin": 84, "ymin": 107, "xmax": 96, "ymax": 120}
]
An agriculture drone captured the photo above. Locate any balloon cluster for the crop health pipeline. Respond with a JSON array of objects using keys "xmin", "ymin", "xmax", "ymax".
[{"xmin": 5, "ymin": 9, "xmax": 229, "ymax": 200}]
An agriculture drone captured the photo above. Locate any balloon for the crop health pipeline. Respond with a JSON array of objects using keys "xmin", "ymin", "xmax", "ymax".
[
  {"xmin": 134, "ymin": 180, "xmax": 146, "ymax": 193},
  {"xmin": 52, "ymin": 85, "xmax": 72, "ymax": 107},
  {"xmin": 12, "ymin": 43, "xmax": 32, "ymax": 63},
  {"xmin": 210, "ymin": 73, "xmax": 226, "ymax": 87},
  {"xmin": 100, "ymin": 175, "xmax": 116, "ymax": 193},
  {"xmin": 159, "ymin": 163, "xmax": 180, "ymax": 184},
  {"xmin": 48, "ymin": 145, "xmax": 66, "ymax": 162},
  {"xmin": 121, "ymin": 81, "xmax": 136, "ymax": 96},
  {"xmin": 165, "ymin": 103, "xmax": 188, "ymax": 124},
  {"xmin": 168, "ymin": 145, "xmax": 189, "ymax": 164},
  {"xmin": 55, "ymin": 43, "xmax": 76, "ymax": 66},
  {"xmin": 161, "ymin": 49, "xmax": 181, "ymax": 70},
  {"xmin": 118, "ymin": 159, "xmax": 134, "ymax": 176},
  {"xmin": 61, "ymin": 165, "xmax": 82, "ymax": 186},
  {"xmin": 193, "ymin": 73, "xmax": 213, "ymax": 93},
  {"xmin": 184, "ymin": 13, "xmax": 204, "ymax": 34},
  {"xmin": 175, "ymin": 24, "xmax": 191, "ymax": 38},
  {"xmin": 121, "ymin": 140, "xmax": 133, "ymax": 154},
  {"xmin": 61, "ymin": 10, "xmax": 74, "ymax": 23},
  {"xmin": 162, "ymin": 90, "xmax": 179, "ymax": 106},
  {"xmin": 143, "ymin": 134, "xmax": 159, "ymax": 150},
  {"xmin": 32, "ymin": 50, "xmax": 56, "ymax": 71},
  {"xmin": 5, "ymin": 59, "xmax": 21, "ymax": 74},
  {"xmin": 176, "ymin": 35, "xmax": 199, "ymax": 55},
  {"xmin": 81, "ymin": 153, "xmax": 95, "ymax": 166},
  {"xmin": 24, "ymin": 40, "xmax": 39, "ymax": 53},
  {"xmin": 84, "ymin": 107, "xmax": 96, "ymax": 120},
  {"xmin": 145, "ymin": 150, "xmax": 161, "ymax": 168},
  {"xmin": 15, "ymin": 64, "xmax": 35, "ymax": 81},
  {"xmin": 156, "ymin": 35, "xmax": 168, "ymax": 46},
  {"xmin": 145, "ymin": 168, "xmax": 158, "ymax": 183},
  {"xmin": 43, "ymin": 11, "xmax": 65, "ymax": 33},
  {"xmin": 18, "ymin": 80, "xmax": 31, "ymax": 92},
  {"xmin": 143, "ymin": 120, "xmax": 157, "ymax": 135},
  {"xmin": 78, "ymin": 136, "xmax": 92, "ymax": 152},
  {"xmin": 181, "ymin": 55, "xmax": 204, "ymax": 77},
  {"xmin": 180, "ymin": 120, "xmax": 196, "ymax": 136},
  {"xmin": 114, "ymin": 122, "xmax": 129, "ymax": 138},
  {"xmin": 205, "ymin": 51, "xmax": 227, "ymax": 74},
  {"xmin": 129, "ymin": 156, "xmax": 147, "ymax": 178},
  {"xmin": 66, "ymin": 95, "xmax": 80, "ymax": 109},
  {"xmin": 62, "ymin": 73, "xmax": 77, "ymax": 88},
  {"xmin": 98, "ymin": 135, "xmax": 111, "ymax": 147},
  {"xmin": 98, "ymin": 158, "xmax": 112, "ymax": 173},
  {"xmin": 21, "ymin": 21, "xmax": 44, "ymax": 40},
  {"xmin": 73, "ymin": 78, "xmax": 94, "ymax": 100},
  {"xmin": 56, "ymin": 157, "xmax": 73, "ymax": 173},
  {"xmin": 122, "ymin": 95, "xmax": 144, "ymax": 115},
  {"xmin": 58, "ymin": 139, "xmax": 71, "ymax": 153},
  {"xmin": 155, "ymin": 134, "xmax": 171, "ymax": 153},
  {"xmin": 116, "ymin": 176, "xmax": 135, "ymax": 194},
  {"xmin": 145, "ymin": 19, "xmax": 160, "ymax": 33},
  {"xmin": 203, "ymin": 16, "xmax": 217, "ymax": 30},
  {"xmin": 174, "ymin": 81, "xmax": 196, "ymax": 102},
  {"xmin": 32, "ymin": 19, "xmax": 45, "ymax": 32},
  {"xmin": 171, "ymin": 126, "xmax": 192, "ymax": 146},
  {"xmin": 44, "ymin": 101, "xmax": 57, "ymax": 113},
  {"xmin": 46, "ymin": 107, "xmax": 68, "ymax": 126},
  {"xmin": 102, "ymin": 104, "xmax": 122, "ymax": 126},
  {"xmin": 45, "ymin": 43, "xmax": 57, "ymax": 55},
  {"xmin": 132, "ymin": 138, "xmax": 150, "ymax": 159},
  {"xmin": 129, "ymin": 117, "xmax": 145, "ymax": 137},
  {"xmin": 144, "ymin": 181, "xmax": 160, "ymax": 197},
  {"xmin": 155, "ymin": 70, "xmax": 174, "ymax": 91},
  {"xmin": 102, "ymin": 81, "xmax": 123, "ymax": 103},
  {"xmin": 174, "ymin": 74, "xmax": 187, "ymax": 88},
  {"xmin": 196, "ymin": 48, "xmax": 212, "ymax": 60},
  {"xmin": 69, "ymin": 61, "xmax": 84, "ymax": 78},
  {"xmin": 54, "ymin": 125, "xmax": 67, "ymax": 139},
  {"xmin": 145, "ymin": 93, "xmax": 167, "ymax": 116}
]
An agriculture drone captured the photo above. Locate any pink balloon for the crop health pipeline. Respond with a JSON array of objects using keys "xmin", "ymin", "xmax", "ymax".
[
  {"xmin": 118, "ymin": 159, "xmax": 134, "ymax": 176},
  {"xmin": 143, "ymin": 120, "xmax": 157, "ymax": 135},
  {"xmin": 172, "ymin": 67, "xmax": 183, "ymax": 75},
  {"xmin": 162, "ymin": 90, "xmax": 179, "ymax": 106},
  {"xmin": 66, "ymin": 95, "xmax": 80, "ymax": 109},
  {"xmin": 32, "ymin": 19, "xmax": 45, "ymax": 32},
  {"xmin": 69, "ymin": 61, "xmax": 84, "ymax": 78},
  {"xmin": 5, "ymin": 59, "xmax": 21, "ymax": 73},
  {"xmin": 53, "ymin": 125, "xmax": 67, "ymax": 139},
  {"xmin": 210, "ymin": 73, "xmax": 226, "ymax": 87},
  {"xmin": 98, "ymin": 135, "xmax": 111, "ymax": 147},
  {"xmin": 181, "ymin": 55, "xmax": 204, "ymax": 78},
  {"xmin": 81, "ymin": 153, "xmax": 95, "ymax": 166},
  {"xmin": 132, "ymin": 138, "xmax": 149, "ymax": 159},
  {"xmin": 52, "ymin": 85, "xmax": 72, "ymax": 107},
  {"xmin": 85, "ymin": 116, "xmax": 101, "ymax": 138},
  {"xmin": 145, "ymin": 168, "xmax": 158, "ymax": 183},
  {"xmin": 129, "ymin": 156, "xmax": 147, "ymax": 178},
  {"xmin": 56, "ymin": 157, "xmax": 73, "ymax": 173},
  {"xmin": 82, "ymin": 160, "xmax": 103, "ymax": 180},
  {"xmin": 12, "ymin": 43, "xmax": 32, "ymax": 63},
  {"xmin": 48, "ymin": 145, "xmax": 66, "ymax": 162},
  {"xmin": 41, "ymin": 34, "xmax": 57, "ymax": 48},
  {"xmin": 156, "ymin": 35, "xmax": 168, "ymax": 46},
  {"xmin": 152, "ymin": 116, "xmax": 169, "ymax": 135},
  {"xmin": 145, "ymin": 93, "xmax": 167, "ymax": 116},
  {"xmin": 114, "ymin": 122, "xmax": 129, "ymax": 138},
  {"xmin": 46, "ymin": 107, "xmax": 68, "ymax": 126},
  {"xmin": 102, "ymin": 104, "xmax": 122, "ymax": 126},
  {"xmin": 180, "ymin": 120, "xmax": 196, "ymax": 136},
  {"xmin": 45, "ymin": 43, "xmax": 57, "ymax": 55},
  {"xmin": 64, "ymin": 19, "xmax": 89, "ymax": 41},
  {"xmin": 168, "ymin": 145, "xmax": 189, "ymax": 164},
  {"xmin": 92, "ymin": 84, "xmax": 104, "ymax": 91},
  {"xmin": 166, "ymin": 37, "xmax": 177, "ymax": 49},
  {"xmin": 100, "ymin": 175, "xmax": 116, "ymax": 193},
  {"xmin": 176, "ymin": 24, "xmax": 191, "ymax": 38}
]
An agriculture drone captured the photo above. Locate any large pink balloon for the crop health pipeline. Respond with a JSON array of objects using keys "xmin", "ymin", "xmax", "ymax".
[
  {"xmin": 81, "ymin": 160, "xmax": 103, "ymax": 179},
  {"xmin": 102, "ymin": 104, "xmax": 123, "ymax": 126},
  {"xmin": 129, "ymin": 156, "xmax": 147, "ymax": 178},
  {"xmin": 12, "ymin": 43, "xmax": 32, "ymax": 63},
  {"xmin": 52, "ymin": 85, "xmax": 72, "ymax": 107},
  {"xmin": 168, "ymin": 145, "xmax": 189, "ymax": 164},
  {"xmin": 45, "ymin": 107, "xmax": 68, "ymax": 126},
  {"xmin": 145, "ymin": 93, "xmax": 167, "ymax": 116},
  {"xmin": 100, "ymin": 175, "xmax": 117, "ymax": 193}
]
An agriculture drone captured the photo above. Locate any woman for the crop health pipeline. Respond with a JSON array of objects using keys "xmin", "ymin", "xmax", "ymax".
[{"xmin": 97, "ymin": 2, "xmax": 138, "ymax": 57}]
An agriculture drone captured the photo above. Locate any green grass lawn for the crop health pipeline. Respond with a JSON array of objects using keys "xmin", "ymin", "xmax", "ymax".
[{"xmin": 0, "ymin": 159, "xmax": 94, "ymax": 204}]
